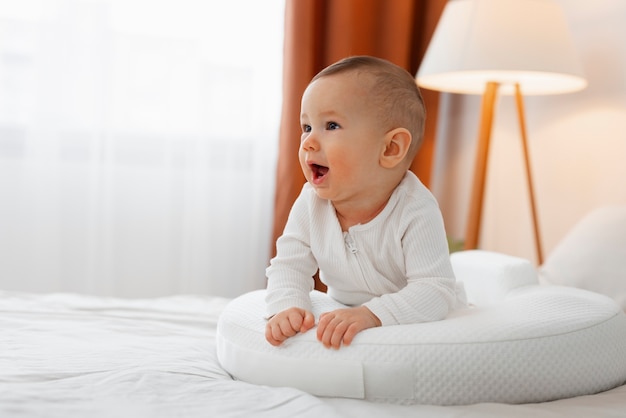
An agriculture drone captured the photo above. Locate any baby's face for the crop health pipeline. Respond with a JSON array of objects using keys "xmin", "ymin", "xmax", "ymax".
[{"xmin": 298, "ymin": 72, "xmax": 388, "ymax": 204}]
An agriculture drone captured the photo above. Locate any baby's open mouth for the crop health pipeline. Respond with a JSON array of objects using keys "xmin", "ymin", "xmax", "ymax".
[{"xmin": 311, "ymin": 163, "xmax": 329, "ymax": 181}]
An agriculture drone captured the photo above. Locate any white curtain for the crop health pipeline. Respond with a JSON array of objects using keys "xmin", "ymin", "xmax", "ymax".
[{"xmin": 0, "ymin": 0, "xmax": 284, "ymax": 298}]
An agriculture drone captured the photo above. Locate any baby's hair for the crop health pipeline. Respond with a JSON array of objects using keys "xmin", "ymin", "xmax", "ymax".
[{"xmin": 311, "ymin": 56, "xmax": 426, "ymax": 161}]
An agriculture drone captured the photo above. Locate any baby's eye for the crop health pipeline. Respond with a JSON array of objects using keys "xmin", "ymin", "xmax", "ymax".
[
  {"xmin": 302, "ymin": 124, "xmax": 311, "ymax": 133},
  {"xmin": 326, "ymin": 122, "xmax": 340, "ymax": 130}
]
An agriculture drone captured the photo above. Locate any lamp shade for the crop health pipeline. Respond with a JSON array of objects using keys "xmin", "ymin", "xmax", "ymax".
[{"xmin": 416, "ymin": 0, "xmax": 587, "ymax": 95}]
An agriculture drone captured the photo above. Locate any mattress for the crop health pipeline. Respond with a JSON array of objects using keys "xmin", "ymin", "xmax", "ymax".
[{"xmin": 2, "ymin": 290, "xmax": 626, "ymax": 418}]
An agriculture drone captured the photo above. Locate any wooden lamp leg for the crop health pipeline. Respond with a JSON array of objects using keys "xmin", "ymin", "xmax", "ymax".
[
  {"xmin": 464, "ymin": 82, "xmax": 499, "ymax": 250},
  {"xmin": 514, "ymin": 83, "xmax": 544, "ymax": 265},
  {"xmin": 462, "ymin": 81, "xmax": 544, "ymax": 265}
]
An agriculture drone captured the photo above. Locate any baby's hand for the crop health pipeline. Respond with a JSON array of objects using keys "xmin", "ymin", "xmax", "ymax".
[
  {"xmin": 317, "ymin": 306, "xmax": 381, "ymax": 349},
  {"xmin": 265, "ymin": 307, "xmax": 315, "ymax": 346}
]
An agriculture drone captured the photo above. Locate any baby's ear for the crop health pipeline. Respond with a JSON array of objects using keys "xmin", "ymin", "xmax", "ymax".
[{"xmin": 380, "ymin": 128, "xmax": 412, "ymax": 169}]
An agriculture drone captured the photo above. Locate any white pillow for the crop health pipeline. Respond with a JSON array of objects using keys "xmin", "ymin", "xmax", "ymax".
[
  {"xmin": 217, "ymin": 288, "xmax": 626, "ymax": 405},
  {"xmin": 539, "ymin": 206, "xmax": 626, "ymax": 310}
]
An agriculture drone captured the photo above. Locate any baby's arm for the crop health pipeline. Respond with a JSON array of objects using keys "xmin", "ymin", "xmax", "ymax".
[
  {"xmin": 265, "ymin": 307, "xmax": 315, "ymax": 346},
  {"xmin": 316, "ymin": 306, "xmax": 381, "ymax": 349},
  {"xmin": 363, "ymin": 195, "xmax": 461, "ymax": 326}
]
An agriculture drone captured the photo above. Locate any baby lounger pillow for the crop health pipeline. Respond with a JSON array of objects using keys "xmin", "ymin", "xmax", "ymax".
[{"xmin": 216, "ymin": 251, "xmax": 626, "ymax": 405}]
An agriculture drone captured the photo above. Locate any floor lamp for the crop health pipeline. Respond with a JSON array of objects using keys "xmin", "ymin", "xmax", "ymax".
[{"xmin": 416, "ymin": 0, "xmax": 587, "ymax": 265}]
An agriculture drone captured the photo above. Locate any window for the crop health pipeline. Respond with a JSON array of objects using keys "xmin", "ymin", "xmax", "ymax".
[{"xmin": 0, "ymin": 0, "xmax": 285, "ymax": 297}]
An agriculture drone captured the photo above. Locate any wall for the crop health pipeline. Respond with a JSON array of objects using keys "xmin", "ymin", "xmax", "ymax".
[{"xmin": 430, "ymin": 0, "xmax": 626, "ymax": 265}]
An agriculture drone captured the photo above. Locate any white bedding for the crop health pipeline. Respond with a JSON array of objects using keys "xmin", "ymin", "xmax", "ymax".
[{"xmin": 2, "ymin": 290, "xmax": 626, "ymax": 418}]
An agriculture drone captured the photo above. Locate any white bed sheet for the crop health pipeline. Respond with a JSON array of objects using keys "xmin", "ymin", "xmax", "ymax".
[{"xmin": 1, "ymin": 291, "xmax": 625, "ymax": 418}]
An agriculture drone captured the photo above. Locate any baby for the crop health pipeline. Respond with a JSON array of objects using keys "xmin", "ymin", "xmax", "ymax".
[{"xmin": 265, "ymin": 55, "xmax": 466, "ymax": 349}]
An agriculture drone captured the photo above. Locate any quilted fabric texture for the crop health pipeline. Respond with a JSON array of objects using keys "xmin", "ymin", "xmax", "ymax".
[{"xmin": 217, "ymin": 286, "xmax": 626, "ymax": 405}]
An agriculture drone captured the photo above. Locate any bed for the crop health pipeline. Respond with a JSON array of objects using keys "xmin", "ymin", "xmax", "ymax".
[
  {"xmin": 1, "ymin": 289, "xmax": 626, "ymax": 418},
  {"xmin": 2, "ymin": 206, "xmax": 626, "ymax": 417}
]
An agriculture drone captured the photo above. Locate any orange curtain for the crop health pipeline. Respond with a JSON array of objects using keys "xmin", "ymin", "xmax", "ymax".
[{"xmin": 272, "ymin": 0, "xmax": 448, "ymax": 263}]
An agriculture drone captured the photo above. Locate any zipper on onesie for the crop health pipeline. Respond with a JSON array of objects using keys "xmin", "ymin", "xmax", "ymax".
[{"xmin": 344, "ymin": 232, "xmax": 358, "ymax": 254}]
